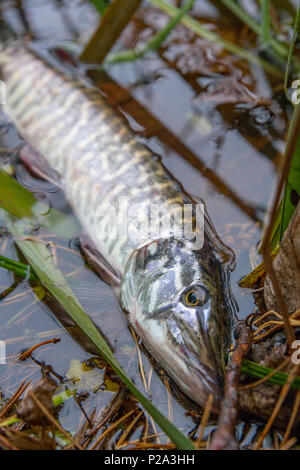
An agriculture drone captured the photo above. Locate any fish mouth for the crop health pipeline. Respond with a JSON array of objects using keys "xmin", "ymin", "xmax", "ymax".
[
  {"xmin": 129, "ymin": 289, "xmax": 226, "ymax": 412},
  {"xmin": 164, "ymin": 308, "xmax": 226, "ymax": 412},
  {"xmin": 156, "ymin": 337, "xmax": 223, "ymax": 413},
  {"xmin": 171, "ymin": 334, "xmax": 224, "ymax": 413},
  {"xmin": 184, "ymin": 357, "xmax": 223, "ymax": 412}
]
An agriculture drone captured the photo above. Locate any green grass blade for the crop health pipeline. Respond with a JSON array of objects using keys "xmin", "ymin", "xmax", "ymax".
[
  {"xmin": 0, "ymin": 170, "xmax": 80, "ymax": 238},
  {"xmin": 261, "ymin": 0, "xmax": 271, "ymax": 45},
  {"xmin": 89, "ymin": 0, "xmax": 109, "ymax": 14},
  {"xmin": 0, "ymin": 169, "xmax": 37, "ymax": 218},
  {"xmin": 2, "ymin": 212, "xmax": 193, "ymax": 449},
  {"xmin": 0, "ymin": 172, "xmax": 194, "ymax": 449},
  {"xmin": 148, "ymin": 0, "xmax": 282, "ymax": 77},
  {"xmin": 221, "ymin": 0, "xmax": 288, "ymax": 58},
  {"xmin": 269, "ymin": 105, "xmax": 300, "ymax": 249},
  {"xmin": 284, "ymin": 0, "xmax": 300, "ymax": 102},
  {"xmin": 219, "ymin": 0, "xmax": 288, "ymax": 59},
  {"xmin": 220, "ymin": 0, "xmax": 261, "ymax": 35},
  {"xmin": 80, "ymin": 0, "xmax": 143, "ymax": 64},
  {"xmin": 0, "ymin": 253, "xmax": 37, "ymax": 281},
  {"xmin": 103, "ymin": 0, "xmax": 196, "ymax": 65},
  {"xmin": 268, "ymin": 5, "xmax": 300, "ymax": 249},
  {"xmin": 269, "ymin": 198, "xmax": 283, "ymax": 251},
  {"xmin": 242, "ymin": 359, "xmax": 300, "ymax": 389}
]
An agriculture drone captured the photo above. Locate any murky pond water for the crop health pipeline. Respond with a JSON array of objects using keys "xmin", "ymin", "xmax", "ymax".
[{"xmin": 0, "ymin": 0, "xmax": 293, "ymax": 447}]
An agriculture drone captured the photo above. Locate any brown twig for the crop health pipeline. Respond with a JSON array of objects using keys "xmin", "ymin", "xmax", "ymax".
[
  {"xmin": 117, "ymin": 431, "xmax": 165, "ymax": 449},
  {"xmin": 19, "ymin": 338, "xmax": 61, "ymax": 361},
  {"xmin": 116, "ymin": 410, "xmax": 144, "ymax": 448},
  {"xmin": 80, "ymin": 0, "xmax": 143, "ymax": 64},
  {"xmin": 254, "ymin": 362, "xmax": 300, "ymax": 449},
  {"xmin": 280, "ymin": 437, "xmax": 297, "ymax": 450},
  {"xmin": 195, "ymin": 393, "xmax": 213, "ymax": 449},
  {"xmin": 16, "ymin": 0, "xmax": 33, "ymax": 39},
  {"xmin": 74, "ymin": 408, "xmax": 97, "ymax": 450},
  {"xmin": 29, "ymin": 391, "xmax": 84, "ymax": 450},
  {"xmin": 0, "ymin": 433, "xmax": 19, "ymax": 450},
  {"xmin": 130, "ymin": 327, "xmax": 148, "ymax": 391},
  {"xmin": 252, "ymin": 309, "xmax": 300, "ymax": 342},
  {"xmin": 281, "ymin": 389, "xmax": 300, "ymax": 448},
  {"xmin": 86, "ymin": 387, "xmax": 127, "ymax": 439},
  {"xmin": 209, "ymin": 322, "xmax": 252, "ymax": 450},
  {"xmin": 162, "ymin": 377, "xmax": 173, "ymax": 425},
  {"xmin": 0, "ymin": 380, "xmax": 31, "ymax": 419},
  {"xmin": 89, "ymin": 408, "xmax": 136, "ymax": 450},
  {"xmin": 126, "ymin": 442, "xmax": 176, "ymax": 450},
  {"xmin": 142, "ymin": 411, "xmax": 149, "ymax": 442}
]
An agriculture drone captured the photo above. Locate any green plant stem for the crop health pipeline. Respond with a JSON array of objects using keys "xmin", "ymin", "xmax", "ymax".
[
  {"xmin": 89, "ymin": 0, "xmax": 109, "ymax": 14},
  {"xmin": 221, "ymin": 0, "xmax": 261, "ymax": 35},
  {"xmin": 260, "ymin": 106, "xmax": 300, "ymax": 349},
  {"xmin": 80, "ymin": 0, "xmax": 143, "ymax": 64},
  {"xmin": 103, "ymin": 0, "xmax": 195, "ymax": 65},
  {"xmin": 0, "ymin": 208, "xmax": 193, "ymax": 449},
  {"xmin": 284, "ymin": 0, "xmax": 300, "ymax": 102},
  {"xmin": 0, "ymin": 172, "xmax": 193, "ymax": 448},
  {"xmin": 278, "ymin": 104, "xmax": 300, "ymax": 241},
  {"xmin": 0, "ymin": 415, "xmax": 20, "ymax": 427},
  {"xmin": 0, "ymin": 254, "xmax": 37, "ymax": 281},
  {"xmin": 261, "ymin": 0, "xmax": 271, "ymax": 44},
  {"xmin": 148, "ymin": 0, "xmax": 282, "ymax": 77},
  {"xmin": 242, "ymin": 359, "xmax": 300, "ymax": 389},
  {"xmin": 219, "ymin": 0, "xmax": 288, "ymax": 58}
]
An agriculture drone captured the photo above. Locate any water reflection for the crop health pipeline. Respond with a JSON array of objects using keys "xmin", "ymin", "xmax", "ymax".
[{"xmin": 0, "ymin": 0, "xmax": 289, "ymax": 445}]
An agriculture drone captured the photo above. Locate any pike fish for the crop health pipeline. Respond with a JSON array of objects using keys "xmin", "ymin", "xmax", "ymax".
[{"xmin": 0, "ymin": 43, "xmax": 237, "ymax": 411}]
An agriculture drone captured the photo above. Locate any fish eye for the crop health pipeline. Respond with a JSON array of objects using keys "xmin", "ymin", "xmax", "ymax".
[{"xmin": 182, "ymin": 286, "xmax": 208, "ymax": 308}]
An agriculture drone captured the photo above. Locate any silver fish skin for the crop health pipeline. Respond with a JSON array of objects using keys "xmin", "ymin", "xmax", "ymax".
[{"xmin": 0, "ymin": 44, "xmax": 237, "ymax": 412}]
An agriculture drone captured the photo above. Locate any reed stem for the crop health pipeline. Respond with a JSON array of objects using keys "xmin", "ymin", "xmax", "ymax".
[
  {"xmin": 148, "ymin": 0, "xmax": 282, "ymax": 77},
  {"xmin": 80, "ymin": 0, "xmax": 143, "ymax": 64},
  {"xmin": 103, "ymin": 0, "xmax": 195, "ymax": 65}
]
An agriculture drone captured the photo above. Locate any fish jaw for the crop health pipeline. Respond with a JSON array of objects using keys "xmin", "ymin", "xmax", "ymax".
[{"xmin": 130, "ymin": 304, "xmax": 223, "ymax": 412}]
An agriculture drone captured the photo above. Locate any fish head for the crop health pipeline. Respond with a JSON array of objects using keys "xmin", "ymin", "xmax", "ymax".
[{"xmin": 121, "ymin": 238, "xmax": 237, "ymax": 412}]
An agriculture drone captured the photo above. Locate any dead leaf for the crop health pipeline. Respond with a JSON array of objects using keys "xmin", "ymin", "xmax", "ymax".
[
  {"xmin": 194, "ymin": 77, "xmax": 267, "ymax": 106},
  {"xmin": 264, "ymin": 201, "xmax": 300, "ymax": 314},
  {"xmin": 16, "ymin": 374, "xmax": 57, "ymax": 426},
  {"xmin": 1, "ymin": 430, "xmax": 56, "ymax": 450}
]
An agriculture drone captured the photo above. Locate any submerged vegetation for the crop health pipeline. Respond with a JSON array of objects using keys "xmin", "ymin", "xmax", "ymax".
[{"xmin": 0, "ymin": 0, "xmax": 300, "ymax": 451}]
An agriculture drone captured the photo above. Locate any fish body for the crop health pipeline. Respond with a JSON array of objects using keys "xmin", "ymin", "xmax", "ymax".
[{"xmin": 0, "ymin": 44, "xmax": 237, "ymax": 411}]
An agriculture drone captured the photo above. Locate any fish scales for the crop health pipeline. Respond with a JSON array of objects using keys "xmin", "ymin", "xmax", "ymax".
[
  {"xmin": 0, "ymin": 43, "xmax": 237, "ymax": 411},
  {"xmin": 1, "ymin": 45, "xmax": 189, "ymax": 273}
]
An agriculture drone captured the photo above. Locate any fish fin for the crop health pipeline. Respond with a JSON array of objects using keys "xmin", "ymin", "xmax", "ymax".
[
  {"xmin": 19, "ymin": 144, "xmax": 62, "ymax": 188},
  {"xmin": 80, "ymin": 234, "xmax": 122, "ymax": 289}
]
